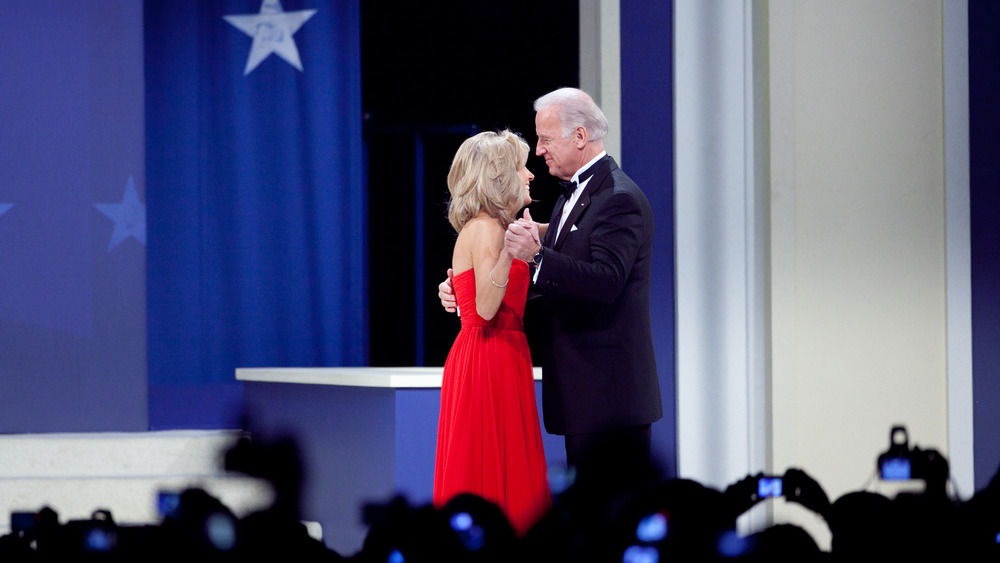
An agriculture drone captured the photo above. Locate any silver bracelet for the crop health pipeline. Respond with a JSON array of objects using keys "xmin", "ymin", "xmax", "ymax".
[{"xmin": 489, "ymin": 271, "xmax": 508, "ymax": 288}]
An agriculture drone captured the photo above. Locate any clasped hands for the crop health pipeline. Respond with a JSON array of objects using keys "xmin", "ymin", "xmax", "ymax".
[
  {"xmin": 438, "ymin": 209, "xmax": 541, "ymax": 313},
  {"xmin": 504, "ymin": 208, "xmax": 541, "ymax": 262}
]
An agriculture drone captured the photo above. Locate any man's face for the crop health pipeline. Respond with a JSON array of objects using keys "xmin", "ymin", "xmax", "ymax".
[{"xmin": 534, "ymin": 105, "xmax": 577, "ymax": 181}]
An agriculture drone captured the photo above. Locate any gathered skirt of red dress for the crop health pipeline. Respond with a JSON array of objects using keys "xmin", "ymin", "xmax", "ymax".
[{"xmin": 433, "ymin": 259, "xmax": 551, "ymax": 535}]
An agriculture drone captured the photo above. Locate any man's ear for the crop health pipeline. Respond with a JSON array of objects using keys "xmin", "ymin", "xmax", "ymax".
[{"xmin": 572, "ymin": 126, "xmax": 588, "ymax": 148}]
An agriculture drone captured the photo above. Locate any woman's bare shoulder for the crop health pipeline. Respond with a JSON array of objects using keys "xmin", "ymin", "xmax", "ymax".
[
  {"xmin": 453, "ymin": 215, "xmax": 500, "ymax": 271},
  {"xmin": 459, "ymin": 214, "xmax": 503, "ymax": 236},
  {"xmin": 456, "ymin": 215, "xmax": 504, "ymax": 248}
]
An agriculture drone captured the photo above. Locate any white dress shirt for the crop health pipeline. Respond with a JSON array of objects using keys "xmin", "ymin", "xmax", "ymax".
[{"xmin": 534, "ymin": 151, "xmax": 607, "ymax": 283}]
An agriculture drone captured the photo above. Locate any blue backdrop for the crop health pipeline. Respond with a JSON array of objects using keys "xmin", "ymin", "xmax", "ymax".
[
  {"xmin": 621, "ymin": 0, "xmax": 677, "ymax": 477},
  {"xmin": 969, "ymin": 0, "xmax": 1000, "ymax": 490},
  {"xmin": 0, "ymin": 1, "xmax": 147, "ymax": 433},
  {"xmin": 144, "ymin": 0, "xmax": 366, "ymax": 429}
]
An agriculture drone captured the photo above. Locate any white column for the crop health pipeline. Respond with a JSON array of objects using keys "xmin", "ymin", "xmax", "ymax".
[
  {"xmin": 674, "ymin": 0, "xmax": 766, "ymax": 490},
  {"xmin": 580, "ymin": 0, "xmax": 622, "ymax": 161},
  {"xmin": 944, "ymin": 0, "xmax": 974, "ymax": 499}
]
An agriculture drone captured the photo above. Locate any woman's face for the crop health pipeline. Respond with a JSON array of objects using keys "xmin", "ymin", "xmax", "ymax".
[{"xmin": 518, "ymin": 164, "xmax": 535, "ymax": 207}]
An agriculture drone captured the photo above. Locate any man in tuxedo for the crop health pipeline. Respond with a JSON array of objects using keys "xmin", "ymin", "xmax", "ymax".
[{"xmin": 440, "ymin": 87, "xmax": 662, "ymax": 471}]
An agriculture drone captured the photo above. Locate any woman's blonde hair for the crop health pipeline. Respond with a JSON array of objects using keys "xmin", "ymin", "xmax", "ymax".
[{"xmin": 447, "ymin": 130, "xmax": 529, "ymax": 232}]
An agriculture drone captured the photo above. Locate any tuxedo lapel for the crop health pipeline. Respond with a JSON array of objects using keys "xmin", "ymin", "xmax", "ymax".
[
  {"xmin": 544, "ymin": 195, "xmax": 565, "ymax": 247},
  {"xmin": 554, "ymin": 191, "xmax": 590, "ymax": 250},
  {"xmin": 552, "ymin": 155, "xmax": 612, "ymax": 250}
]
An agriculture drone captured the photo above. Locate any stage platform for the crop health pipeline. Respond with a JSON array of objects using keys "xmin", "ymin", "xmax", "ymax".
[
  {"xmin": 0, "ymin": 368, "xmax": 559, "ymax": 556},
  {"xmin": 236, "ymin": 366, "xmax": 563, "ymax": 556},
  {"xmin": 0, "ymin": 430, "xmax": 273, "ymax": 537}
]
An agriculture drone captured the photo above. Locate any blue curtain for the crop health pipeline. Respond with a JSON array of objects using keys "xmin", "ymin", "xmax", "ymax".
[{"xmin": 144, "ymin": 0, "xmax": 365, "ymax": 429}]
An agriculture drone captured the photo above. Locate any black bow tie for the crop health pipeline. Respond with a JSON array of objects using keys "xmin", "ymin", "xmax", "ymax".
[
  {"xmin": 558, "ymin": 180, "xmax": 578, "ymax": 197},
  {"xmin": 559, "ymin": 170, "xmax": 596, "ymax": 198}
]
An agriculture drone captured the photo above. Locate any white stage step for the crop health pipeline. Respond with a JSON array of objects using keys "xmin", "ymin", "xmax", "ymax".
[{"xmin": 0, "ymin": 431, "xmax": 274, "ymax": 536}]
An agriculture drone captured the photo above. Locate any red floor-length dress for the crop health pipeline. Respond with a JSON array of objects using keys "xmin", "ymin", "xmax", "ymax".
[{"xmin": 433, "ymin": 259, "xmax": 551, "ymax": 535}]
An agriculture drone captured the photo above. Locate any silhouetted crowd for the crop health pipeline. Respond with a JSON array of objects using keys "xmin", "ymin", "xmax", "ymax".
[{"xmin": 2, "ymin": 427, "xmax": 998, "ymax": 562}]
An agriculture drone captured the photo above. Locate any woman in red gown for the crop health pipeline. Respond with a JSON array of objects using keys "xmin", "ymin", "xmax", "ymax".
[{"xmin": 433, "ymin": 130, "xmax": 551, "ymax": 535}]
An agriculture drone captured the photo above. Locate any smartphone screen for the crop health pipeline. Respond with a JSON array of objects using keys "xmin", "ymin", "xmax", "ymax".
[
  {"xmin": 156, "ymin": 491, "xmax": 181, "ymax": 518},
  {"xmin": 758, "ymin": 476, "xmax": 783, "ymax": 498}
]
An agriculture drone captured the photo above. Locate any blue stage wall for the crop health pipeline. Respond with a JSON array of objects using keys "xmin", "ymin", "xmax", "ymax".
[
  {"xmin": 0, "ymin": 1, "xmax": 147, "ymax": 433},
  {"xmin": 969, "ymin": 0, "xmax": 1000, "ymax": 491},
  {"xmin": 621, "ymin": 0, "xmax": 677, "ymax": 477}
]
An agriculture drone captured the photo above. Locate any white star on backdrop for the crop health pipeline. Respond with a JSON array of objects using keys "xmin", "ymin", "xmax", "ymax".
[
  {"xmin": 224, "ymin": 0, "xmax": 317, "ymax": 76},
  {"xmin": 0, "ymin": 204, "xmax": 12, "ymax": 218},
  {"xmin": 94, "ymin": 176, "xmax": 146, "ymax": 252}
]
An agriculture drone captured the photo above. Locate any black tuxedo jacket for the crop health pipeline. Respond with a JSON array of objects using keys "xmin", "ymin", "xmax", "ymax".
[{"xmin": 531, "ymin": 155, "xmax": 662, "ymax": 436}]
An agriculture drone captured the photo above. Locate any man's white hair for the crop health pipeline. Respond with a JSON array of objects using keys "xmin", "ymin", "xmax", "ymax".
[{"xmin": 534, "ymin": 87, "xmax": 608, "ymax": 142}]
